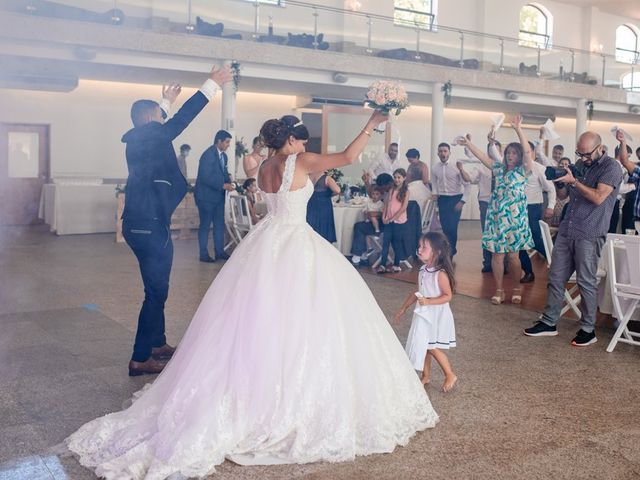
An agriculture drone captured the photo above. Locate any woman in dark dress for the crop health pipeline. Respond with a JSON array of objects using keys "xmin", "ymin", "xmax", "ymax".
[{"xmin": 306, "ymin": 171, "xmax": 340, "ymax": 242}]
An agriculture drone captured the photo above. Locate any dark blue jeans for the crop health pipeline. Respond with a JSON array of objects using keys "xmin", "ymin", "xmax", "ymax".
[
  {"xmin": 123, "ymin": 219, "xmax": 171, "ymax": 362},
  {"xmin": 197, "ymin": 200, "xmax": 225, "ymax": 258},
  {"xmin": 351, "ymin": 221, "xmax": 384, "ymax": 256},
  {"xmin": 519, "ymin": 203, "xmax": 545, "ymax": 274},
  {"xmin": 380, "ymin": 222, "xmax": 408, "ymax": 267},
  {"xmin": 437, "ymin": 194, "xmax": 463, "ymax": 257}
]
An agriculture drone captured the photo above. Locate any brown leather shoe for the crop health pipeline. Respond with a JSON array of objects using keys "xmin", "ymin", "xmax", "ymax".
[
  {"xmin": 128, "ymin": 357, "xmax": 165, "ymax": 377},
  {"xmin": 151, "ymin": 344, "xmax": 176, "ymax": 360}
]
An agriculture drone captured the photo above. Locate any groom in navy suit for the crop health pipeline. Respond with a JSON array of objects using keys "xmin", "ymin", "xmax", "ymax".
[{"xmin": 195, "ymin": 130, "xmax": 235, "ymax": 262}]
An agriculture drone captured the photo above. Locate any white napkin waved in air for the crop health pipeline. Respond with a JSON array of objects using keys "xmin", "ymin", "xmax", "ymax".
[
  {"xmin": 541, "ymin": 119, "xmax": 560, "ymax": 141},
  {"xmin": 611, "ymin": 125, "xmax": 634, "ymax": 143},
  {"xmin": 490, "ymin": 113, "xmax": 505, "ymax": 131}
]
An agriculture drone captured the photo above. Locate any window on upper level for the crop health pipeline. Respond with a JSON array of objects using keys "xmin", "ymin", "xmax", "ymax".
[
  {"xmin": 616, "ymin": 24, "xmax": 640, "ymax": 64},
  {"xmin": 622, "ymin": 72, "xmax": 640, "ymax": 92},
  {"xmin": 519, "ymin": 3, "xmax": 553, "ymax": 49},
  {"xmin": 394, "ymin": 0, "xmax": 437, "ymax": 31},
  {"xmin": 244, "ymin": 0, "xmax": 285, "ymax": 6}
]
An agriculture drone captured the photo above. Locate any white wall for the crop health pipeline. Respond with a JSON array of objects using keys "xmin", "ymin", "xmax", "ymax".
[
  {"xmin": 3, "ymin": 79, "xmax": 640, "ymax": 182},
  {"xmin": 0, "ymin": 80, "xmax": 297, "ymax": 180}
]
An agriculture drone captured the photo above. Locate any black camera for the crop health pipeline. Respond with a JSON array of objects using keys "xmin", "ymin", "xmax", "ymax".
[{"xmin": 545, "ymin": 165, "xmax": 577, "ymax": 181}]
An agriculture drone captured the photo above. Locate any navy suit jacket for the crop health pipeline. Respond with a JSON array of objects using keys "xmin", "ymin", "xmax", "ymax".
[
  {"xmin": 194, "ymin": 146, "xmax": 231, "ymax": 206},
  {"xmin": 121, "ymin": 90, "xmax": 209, "ymax": 225}
]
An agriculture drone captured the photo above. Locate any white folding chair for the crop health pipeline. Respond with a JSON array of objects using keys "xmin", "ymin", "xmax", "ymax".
[
  {"xmin": 421, "ymin": 199, "xmax": 436, "ymax": 234},
  {"xmin": 228, "ymin": 194, "xmax": 253, "ymax": 243},
  {"xmin": 539, "ymin": 220, "xmax": 582, "ymax": 318},
  {"xmin": 605, "ymin": 234, "xmax": 640, "ymax": 352},
  {"xmin": 223, "ymin": 191, "xmax": 239, "ymax": 252},
  {"xmin": 371, "ymin": 233, "xmax": 413, "ymax": 271}
]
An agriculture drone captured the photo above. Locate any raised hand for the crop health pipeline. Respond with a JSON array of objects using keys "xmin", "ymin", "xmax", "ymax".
[
  {"xmin": 487, "ymin": 126, "xmax": 496, "ymax": 143},
  {"xmin": 210, "ymin": 64, "xmax": 234, "ymax": 86},
  {"xmin": 368, "ymin": 110, "xmax": 389, "ymax": 128},
  {"xmin": 162, "ymin": 83, "xmax": 182, "ymax": 104},
  {"xmin": 511, "ymin": 113, "xmax": 523, "ymax": 130},
  {"xmin": 616, "ymin": 129, "xmax": 625, "ymax": 143}
]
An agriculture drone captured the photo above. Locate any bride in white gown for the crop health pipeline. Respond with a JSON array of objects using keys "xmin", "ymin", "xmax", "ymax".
[{"xmin": 67, "ymin": 111, "xmax": 438, "ymax": 479}]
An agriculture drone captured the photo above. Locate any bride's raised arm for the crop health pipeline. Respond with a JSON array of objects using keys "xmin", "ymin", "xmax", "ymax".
[{"xmin": 297, "ymin": 111, "xmax": 387, "ymax": 173}]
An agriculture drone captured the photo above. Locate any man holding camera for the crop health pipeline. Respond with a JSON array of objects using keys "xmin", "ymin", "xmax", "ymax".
[{"xmin": 524, "ymin": 131, "xmax": 623, "ymax": 346}]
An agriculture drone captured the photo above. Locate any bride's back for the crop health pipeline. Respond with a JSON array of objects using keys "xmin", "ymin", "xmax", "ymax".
[{"xmin": 257, "ymin": 156, "xmax": 286, "ymax": 194}]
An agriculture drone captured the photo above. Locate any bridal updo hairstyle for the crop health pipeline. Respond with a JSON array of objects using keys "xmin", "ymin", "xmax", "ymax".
[{"xmin": 260, "ymin": 115, "xmax": 309, "ymax": 150}]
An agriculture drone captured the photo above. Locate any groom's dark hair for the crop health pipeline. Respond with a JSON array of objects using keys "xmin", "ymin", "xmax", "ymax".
[{"xmin": 130, "ymin": 99, "xmax": 160, "ymax": 127}]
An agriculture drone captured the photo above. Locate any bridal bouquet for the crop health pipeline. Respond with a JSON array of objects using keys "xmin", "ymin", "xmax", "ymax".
[{"xmin": 364, "ymin": 81, "xmax": 409, "ymax": 116}]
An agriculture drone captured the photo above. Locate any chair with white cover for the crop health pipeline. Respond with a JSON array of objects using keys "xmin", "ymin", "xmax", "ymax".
[
  {"xmin": 228, "ymin": 194, "xmax": 253, "ymax": 244},
  {"xmin": 539, "ymin": 220, "xmax": 582, "ymax": 318},
  {"xmin": 605, "ymin": 233, "xmax": 640, "ymax": 352}
]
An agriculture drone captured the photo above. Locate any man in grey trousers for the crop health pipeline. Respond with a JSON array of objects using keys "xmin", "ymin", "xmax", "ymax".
[{"xmin": 523, "ymin": 131, "xmax": 623, "ymax": 346}]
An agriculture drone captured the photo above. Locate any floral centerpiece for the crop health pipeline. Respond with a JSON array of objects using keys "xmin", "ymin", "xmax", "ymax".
[{"xmin": 364, "ymin": 80, "xmax": 409, "ymax": 116}]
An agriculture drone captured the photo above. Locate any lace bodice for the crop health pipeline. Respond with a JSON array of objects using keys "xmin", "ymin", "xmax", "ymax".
[{"xmin": 260, "ymin": 154, "xmax": 313, "ymax": 225}]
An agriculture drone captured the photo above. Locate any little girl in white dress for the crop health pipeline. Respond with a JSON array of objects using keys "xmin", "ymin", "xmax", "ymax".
[{"xmin": 394, "ymin": 232, "xmax": 458, "ymax": 392}]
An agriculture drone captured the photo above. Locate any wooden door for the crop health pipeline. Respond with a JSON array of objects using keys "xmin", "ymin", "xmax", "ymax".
[{"xmin": 0, "ymin": 124, "xmax": 50, "ymax": 225}]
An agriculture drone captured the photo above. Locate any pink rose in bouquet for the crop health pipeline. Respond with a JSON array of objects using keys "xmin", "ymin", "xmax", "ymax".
[{"xmin": 364, "ymin": 80, "xmax": 409, "ymax": 116}]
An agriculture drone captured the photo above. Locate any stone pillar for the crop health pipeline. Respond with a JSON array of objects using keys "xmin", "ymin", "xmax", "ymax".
[
  {"xmin": 576, "ymin": 97, "xmax": 588, "ymax": 143},
  {"xmin": 431, "ymin": 82, "xmax": 444, "ymax": 168},
  {"xmin": 221, "ymin": 60, "xmax": 237, "ymax": 179}
]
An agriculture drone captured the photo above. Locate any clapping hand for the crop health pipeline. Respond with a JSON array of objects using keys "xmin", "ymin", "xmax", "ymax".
[{"xmin": 162, "ymin": 83, "xmax": 182, "ymax": 104}]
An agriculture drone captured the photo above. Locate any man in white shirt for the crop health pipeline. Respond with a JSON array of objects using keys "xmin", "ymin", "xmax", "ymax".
[
  {"xmin": 407, "ymin": 161, "xmax": 431, "ymax": 216},
  {"xmin": 519, "ymin": 160, "xmax": 556, "ymax": 283},
  {"xmin": 431, "ymin": 142, "xmax": 470, "ymax": 257},
  {"xmin": 405, "ymin": 148, "xmax": 430, "ymax": 186},
  {"xmin": 367, "ymin": 142, "xmax": 399, "ymax": 179}
]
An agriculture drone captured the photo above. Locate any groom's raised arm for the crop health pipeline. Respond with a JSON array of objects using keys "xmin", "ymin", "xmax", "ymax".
[{"xmin": 162, "ymin": 65, "xmax": 233, "ymax": 141}]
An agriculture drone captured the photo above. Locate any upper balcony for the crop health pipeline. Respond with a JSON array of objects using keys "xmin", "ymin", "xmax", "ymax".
[{"xmin": 1, "ymin": 0, "xmax": 639, "ymax": 118}]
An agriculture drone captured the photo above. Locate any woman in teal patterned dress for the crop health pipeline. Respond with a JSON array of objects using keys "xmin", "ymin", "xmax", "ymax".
[{"xmin": 459, "ymin": 115, "xmax": 533, "ymax": 305}]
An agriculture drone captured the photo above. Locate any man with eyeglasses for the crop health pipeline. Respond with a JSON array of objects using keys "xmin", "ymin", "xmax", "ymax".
[{"xmin": 524, "ymin": 131, "xmax": 623, "ymax": 346}]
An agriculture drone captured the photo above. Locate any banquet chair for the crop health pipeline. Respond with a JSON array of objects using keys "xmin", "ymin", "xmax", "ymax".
[
  {"xmin": 228, "ymin": 194, "xmax": 253, "ymax": 243},
  {"xmin": 421, "ymin": 199, "xmax": 436, "ymax": 233},
  {"xmin": 605, "ymin": 234, "xmax": 640, "ymax": 352},
  {"xmin": 223, "ymin": 191, "xmax": 238, "ymax": 252},
  {"xmin": 539, "ymin": 220, "xmax": 583, "ymax": 319}
]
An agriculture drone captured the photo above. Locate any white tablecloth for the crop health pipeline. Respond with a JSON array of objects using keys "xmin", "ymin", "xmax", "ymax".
[
  {"xmin": 38, "ymin": 184, "xmax": 117, "ymax": 235},
  {"xmin": 333, "ymin": 203, "xmax": 365, "ymax": 255},
  {"xmin": 598, "ymin": 239, "xmax": 640, "ymax": 320}
]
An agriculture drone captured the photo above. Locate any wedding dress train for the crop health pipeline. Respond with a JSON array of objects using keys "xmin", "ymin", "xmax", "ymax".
[{"xmin": 67, "ymin": 154, "xmax": 438, "ymax": 479}]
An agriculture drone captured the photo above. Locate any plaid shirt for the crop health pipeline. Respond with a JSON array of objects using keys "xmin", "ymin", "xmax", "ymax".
[
  {"xmin": 559, "ymin": 155, "xmax": 623, "ymax": 240},
  {"xmin": 630, "ymin": 165, "xmax": 640, "ymax": 218}
]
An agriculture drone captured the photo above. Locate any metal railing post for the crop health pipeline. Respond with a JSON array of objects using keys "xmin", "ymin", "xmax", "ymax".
[
  {"xmin": 459, "ymin": 31, "xmax": 464, "ymax": 68},
  {"xmin": 312, "ymin": 7, "xmax": 319, "ymax": 49},
  {"xmin": 414, "ymin": 26, "xmax": 421, "ymax": 60},
  {"xmin": 499, "ymin": 38, "xmax": 505, "ymax": 73},
  {"xmin": 601, "ymin": 54, "xmax": 606, "ymax": 86},
  {"xmin": 536, "ymin": 45, "xmax": 541, "ymax": 76},
  {"xmin": 252, "ymin": 0, "xmax": 260, "ymax": 40},
  {"xmin": 366, "ymin": 15, "xmax": 373, "ymax": 54}
]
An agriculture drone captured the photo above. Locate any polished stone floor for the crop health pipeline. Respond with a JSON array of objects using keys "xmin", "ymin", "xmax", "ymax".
[{"xmin": 1, "ymin": 225, "xmax": 639, "ymax": 479}]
